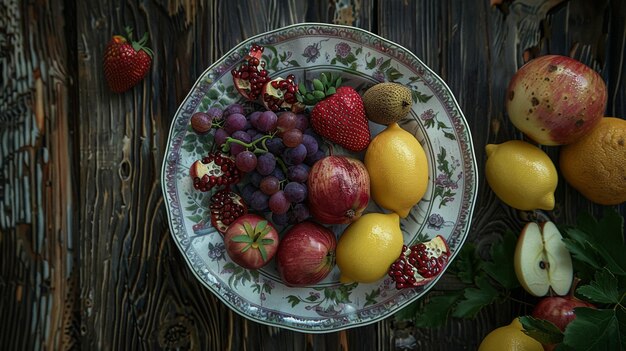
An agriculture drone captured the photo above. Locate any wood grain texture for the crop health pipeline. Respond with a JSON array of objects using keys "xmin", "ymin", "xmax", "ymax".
[
  {"xmin": 2, "ymin": 0, "xmax": 625, "ymax": 350},
  {"xmin": 0, "ymin": 0, "xmax": 79, "ymax": 350}
]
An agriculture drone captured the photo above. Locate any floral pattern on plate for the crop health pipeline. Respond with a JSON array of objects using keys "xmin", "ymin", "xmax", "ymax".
[{"xmin": 162, "ymin": 23, "xmax": 478, "ymax": 332}]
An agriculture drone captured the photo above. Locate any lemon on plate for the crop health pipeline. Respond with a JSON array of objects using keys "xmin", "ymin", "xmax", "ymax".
[
  {"xmin": 336, "ymin": 212, "xmax": 403, "ymax": 283},
  {"xmin": 485, "ymin": 140, "xmax": 557, "ymax": 211},
  {"xmin": 478, "ymin": 318, "xmax": 543, "ymax": 351},
  {"xmin": 364, "ymin": 123, "xmax": 429, "ymax": 218}
]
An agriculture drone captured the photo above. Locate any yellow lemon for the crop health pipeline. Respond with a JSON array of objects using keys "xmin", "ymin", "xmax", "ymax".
[
  {"xmin": 478, "ymin": 318, "xmax": 544, "ymax": 351},
  {"xmin": 364, "ymin": 123, "xmax": 429, "ymax": 218},
  {"xmin": 485, "ymin": 140, "xmax": 557, "ymax": 211},
  {"xmin": 336, "ymin": 212, "xmax": 403, "ymax": 283}
]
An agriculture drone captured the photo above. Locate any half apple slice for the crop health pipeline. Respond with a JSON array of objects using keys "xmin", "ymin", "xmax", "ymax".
[{"xmin": 513, "ymin": 221, "xmax": 573, "ymax": 296}]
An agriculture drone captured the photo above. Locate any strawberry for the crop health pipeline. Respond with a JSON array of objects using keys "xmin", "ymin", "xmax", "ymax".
[
  {"xmin": 306, "ymin": 76, "xmax": 371, "ymax": 152},
  {"xmin": 103, "ymin": 27, "xmax": 153, "ymax": 93}
]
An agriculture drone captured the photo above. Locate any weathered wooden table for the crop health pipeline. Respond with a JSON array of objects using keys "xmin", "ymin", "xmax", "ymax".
[{"xmin": 2, "ymin": 0, "xmax": 624, "ymax": 350}]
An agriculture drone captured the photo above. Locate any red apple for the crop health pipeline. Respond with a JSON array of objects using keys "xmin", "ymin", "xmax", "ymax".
[
  {"xmin": 532, "ymin": 295, "xmax": 595, "ymax": 332},
  {"xmin": 506, "ymin": 55, "xmax": 607, "ymax": 145},
  {"xmin": 224, "ymin": 214, "xmax": 279, "ymax": 270},
  {"xmin": 276, "ymin": 221, "xmax": 336, "ymax": 286},
  {"xmin": 307, "ymin": 155, "xmax": 370, "ymax": 224}
]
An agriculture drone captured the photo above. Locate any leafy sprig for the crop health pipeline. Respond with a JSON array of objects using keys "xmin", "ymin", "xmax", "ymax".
[{"xmin": 397, "ymin": 209, "xmax": 626, "ymax": 351}]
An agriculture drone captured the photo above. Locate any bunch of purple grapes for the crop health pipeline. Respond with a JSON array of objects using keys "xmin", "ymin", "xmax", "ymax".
[{"xmin": 198, "ymin": 103, "xmax": 326, "ymax": 226}]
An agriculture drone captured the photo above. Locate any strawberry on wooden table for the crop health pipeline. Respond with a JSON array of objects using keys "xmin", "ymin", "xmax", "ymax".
[
  {"xmin": 301, "ymin": 73, "xmax": 371, "ymax": 152},
  {"xmin": 103, "ymin": 27, "xmax": 153, "ymax": 93}
]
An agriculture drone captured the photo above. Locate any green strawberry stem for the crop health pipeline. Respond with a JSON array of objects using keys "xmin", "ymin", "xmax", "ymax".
[
  {"xmin": 124, "ymin": 26, "xmax": 154, "ymax": 58},
  {"xmin": 296, "ymin": 72, "xmax": 343, "ymax": 106}
]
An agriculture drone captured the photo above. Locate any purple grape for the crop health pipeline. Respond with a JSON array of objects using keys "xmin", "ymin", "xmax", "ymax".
[
  {"xmin": 224, "ymin": 113, "xmax": 247, "ymax": 134},
  {"xmin": 282, "ymin": 129, "xmax": 303, "ymax": 148},
  {"xmin": 272, "ymin": 212, "xmax": 290, "ymax": 226},
  {"xmin": 291, "ymin": 203, "xmax": 310, "ymax": 222},
  {"xmin": 302, "ymin": 134, "xmax": 319, "ymax": 156},
  {"xmin": 248, "ymin": 111, "xmax": 262, "ymax": 127},
  {"xmin": 305, "ymin": 150, "xmax": 326, "ymax": 166},
  {"xmin": 269, "ymin": 191, "xmax": 290, "ymax": 215},
  {"xmin": 206, "ymin": 107, "xmax": 224, "ymax": 120},
  {"xmin": 294, "ymin": 113, "xmax": 308, "ymax": 131},
  {"xmin": 266, "ymin": 138, "xmax": 286, "ymax": 155},
  {"xmin": 241, "ymin": 183, "xmax": 257, "ymax": 203},
  {"xmin": 249, "ymin": 190, "xmax": 269, "ymax": 211},
  {"xmin": 276, "ymin": 111, "xmax": 297, "ymax": 134},
  {"xmin": 256, "ymin": 153, "xmax": 276, "ymax": 175},
  {"xmin": 223, "ymin": 103, "xmax": 244, "ymax": 117},
  {"xmin": 283, "ymin": 144, "xmax": 307, "ymax": 165},
  {"xmin": 287, "ymin": 164, "xmax": 309, "ymax": 183},
  {"xmin": 260, "ymin": 176, "xmax": 281, "ymax": 195},
  {"xmin": 256, "ymin": 110, "xmax": 278, "ymax": 132},
  {"xmin": 249, "ymin": 171, "xmax": 263, "ymax": 187},
  {"xmin": 271, "ymin": 167, "xmax": 286, "ymax": 181},
  {"xmin": 235, "ymin": 151, "xmax": 257, "ymax": 172},
  {"xmin": 214, "ymin": 128, "xmax": 230, "ymax": 147},
  {"xmin": 283, "ymin": 182, "xmax": 307, "ymax": 203},
  {"xmin": 229, "ymin": 130, "xmax": 251, "ymax": 156}
]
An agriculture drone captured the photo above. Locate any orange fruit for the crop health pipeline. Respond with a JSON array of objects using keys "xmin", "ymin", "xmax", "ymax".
[{"xmin": 559, "ymin": 117, "xmax": 626, "ymax": 205}]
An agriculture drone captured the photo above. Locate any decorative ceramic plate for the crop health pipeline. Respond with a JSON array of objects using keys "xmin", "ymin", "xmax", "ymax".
[{"xmin": 162, "ymin": 23, "xmax": 478, "ymax": 333}]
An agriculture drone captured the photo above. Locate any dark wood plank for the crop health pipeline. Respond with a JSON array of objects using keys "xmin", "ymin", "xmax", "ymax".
[
  {"xmin": 0, "ymin": 0, "xmax": 79, "ymax": 350},
  {"xmin": 379, "ymin": 0, "xmax": 625, "ymax": 349},
  {"xmin": 3, "ymin": 0, "xmax": 625, "ymax": 350}
]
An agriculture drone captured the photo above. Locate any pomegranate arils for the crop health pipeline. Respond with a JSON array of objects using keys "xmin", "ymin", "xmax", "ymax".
[
  {"xmin": 388, "ymin": 235, "xmax": 451, "ymax": 290},
  {"xmin": 232, "ymin": 45, "xmax": 270, "ymax": 101},
  {"xmin": 210, "ymin": 189, "xmax": 248, "ymax": 234},
  {"xmin": 189, "ymin": 152, "xmax": 243, "ymax": 192},
  {"xmin": 262, "ymin": 75, "xmax": 299, "ymax": 111}
]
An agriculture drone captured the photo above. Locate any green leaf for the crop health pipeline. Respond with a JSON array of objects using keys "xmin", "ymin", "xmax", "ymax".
[
  {"xmin": 379, "ymin": 58, "xmax": 391, "ymax": 71},
  {"xmin": 260, "ymin": 238, "xmax": 274, "ymax": 245},
  {"xmin": 519, "ymin": 316, "xmax": 564, "ymax": 345},
  {"xmin": 243, "ymin": 222, "xmax": 254, "ymax": 235},
  {"xmin": 562, "ymin": 307, "xmax": 626, "ymax": 351},
  {"xmin": 187, "ymin": 214, "xmax": 203, "ymax": 223},
  {"xmin": 207, "ymin": 89, "xmax": 220, "ymax": 100},
  {"xmin": 452, "ymin": 276, "xmax": 499, "ymax": 318},
  {"xmin": 366, "ymin": 56, "xmax": 378, "ymax": 69},
  {"xmin": 287, "ymin": 295, "xmax": 300, "ymax": 307},
  {"xmin": 452, "ymin": 243, "xmax": 483, "ymax": 284},
  {"xmin": 231, "ymin": 235, "xmax": 253, "ymax": 243},
  {"xmin": 577, "ymin": 268, "xmax": 621, "ymax": 304},
  {"xmin": 312, "ymin": 79, "xmax": 324, "ymax": 91},
  {"xmin": 298, "ymin": 82, "xmax": 307, "ymax": 95},
  {"xmin": 288, "ymin": 60, "xmax": 300, "ymax": 67},
  {"xmin": 482, "ymin": 230, "xmax": 520, "ymax": 289},
  {"xmin": 413, "ymin": 291, "xmax": 464, "ymax": 328},
  {"xmin": 258, "ymin": 244, "xmax": 268, "ymax": 262},
  {"xmin": 320, "ymin": 73, "xmax": 328, "ymax": 86}
]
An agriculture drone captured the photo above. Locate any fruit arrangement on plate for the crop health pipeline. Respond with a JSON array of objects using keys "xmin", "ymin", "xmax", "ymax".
[
  {"xmin": 162, "ymin": 23, "xmax": 477, "ymax": 332},
  {"xmin": 187, "ymin": 43, "xmax": 449, "ymax": 289}
]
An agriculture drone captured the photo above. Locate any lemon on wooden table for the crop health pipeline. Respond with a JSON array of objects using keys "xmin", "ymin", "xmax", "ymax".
[
  {"xmin": 485, "ymin": 140, "xmax": 557, "ymax": 211},
  {"xmin": 478, "ymin": 318, "xmax": 543, "ymax": 351},
  {"xmin": 364, "ymin": 122, "xmax": 429, "ymax": 218},
  {"xmin": 559, "ymin": 117, "xmax": 626, "ymax": 205},
  {"xmin": 336, "ymin": 212, "xmax": 403, "ymax": 283}
]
